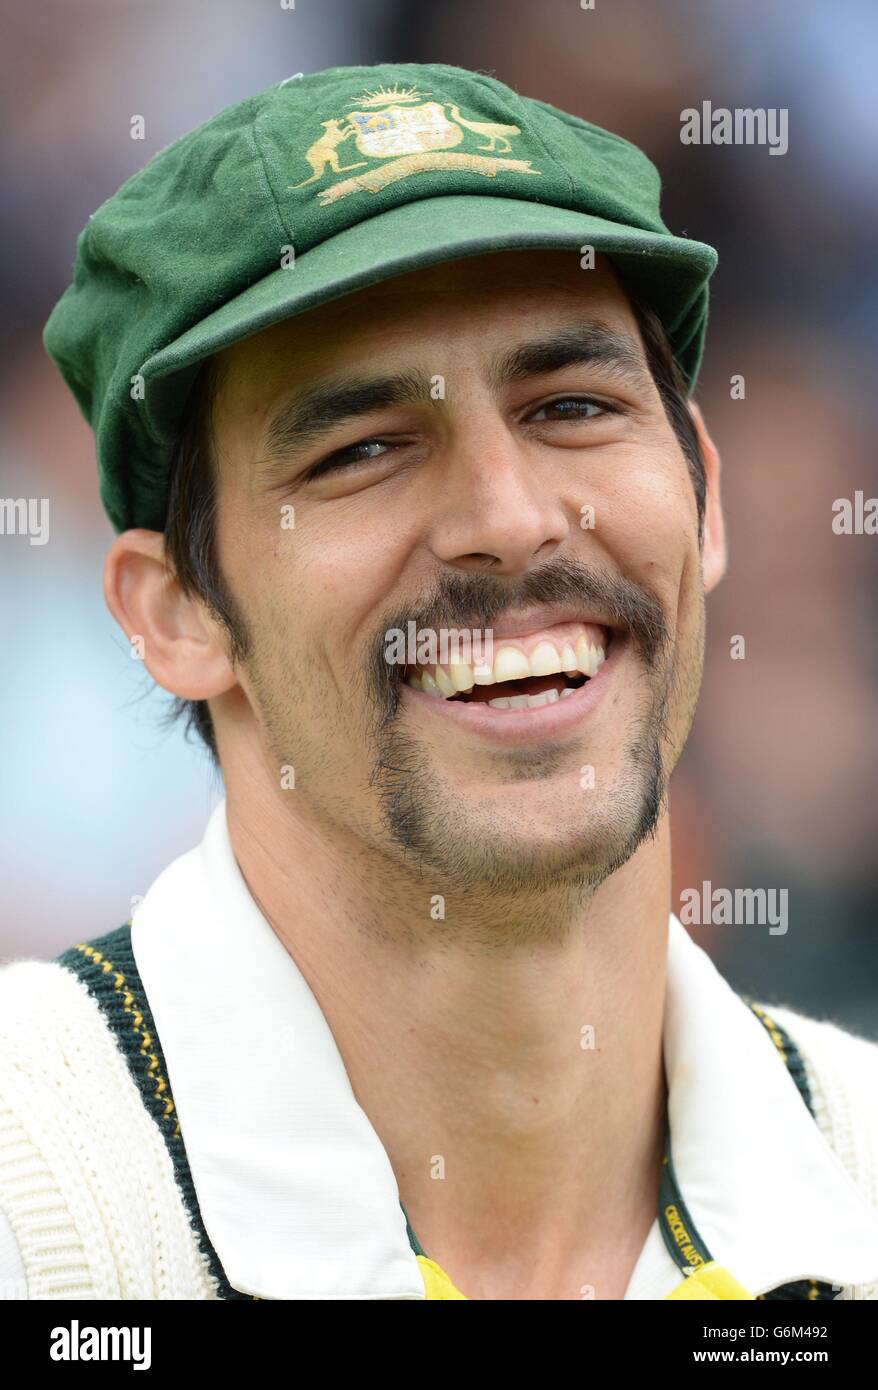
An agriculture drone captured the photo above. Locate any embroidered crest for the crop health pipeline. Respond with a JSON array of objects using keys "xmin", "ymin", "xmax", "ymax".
[
  {"xmin": 289, "ymin": 84, "xmax": 541, "ymax": 204},
  {"xmin": 348, "ymin": 100, "xmax": 463, "ymax": 158}
]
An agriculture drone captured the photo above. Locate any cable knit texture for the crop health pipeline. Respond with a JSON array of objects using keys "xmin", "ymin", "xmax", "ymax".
[
  {"xmin": 0, "ymin": 959, "xmax": 217, "ymax": 1299},
  {"xmin": 0, "ymin": 945, "xmax": 876, "ymax": 1300},
  {"xmin": 767, "ymin": 1002, "xmax": 878, "ymax": 1301}
]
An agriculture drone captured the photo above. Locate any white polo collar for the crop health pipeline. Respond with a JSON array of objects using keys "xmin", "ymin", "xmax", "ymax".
[{"xmin": 131, "ymin": 798, "xmax": 878, "ymax": 1300}]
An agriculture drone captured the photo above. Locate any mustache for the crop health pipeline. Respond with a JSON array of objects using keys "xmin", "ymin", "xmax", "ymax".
[{"xmin": 365, "ymin": 556, "xmax": 671, "ymax": 726}]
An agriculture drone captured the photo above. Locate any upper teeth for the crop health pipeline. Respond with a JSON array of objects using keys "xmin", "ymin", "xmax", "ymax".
[{"xmin": 408, "ymin": 633, "xmax": 606, "ymax": 699}]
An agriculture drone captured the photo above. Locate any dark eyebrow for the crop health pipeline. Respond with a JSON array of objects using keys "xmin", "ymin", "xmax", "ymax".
[
  {"xmin": 488, "ymin": 323, "xmax": 652, "ymax": 395},
  {"xmin": 256, "ymin": 370, "xmax": 431, "ymax": 483},
  {"xmin": 254, "ymin": 322, "xmax": 651, "ymax": 485}
]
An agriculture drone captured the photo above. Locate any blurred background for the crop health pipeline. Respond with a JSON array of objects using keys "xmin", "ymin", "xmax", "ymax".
[{"xmin": 1, "ymin": 0, "xmax": 876, "ymax": 1032}]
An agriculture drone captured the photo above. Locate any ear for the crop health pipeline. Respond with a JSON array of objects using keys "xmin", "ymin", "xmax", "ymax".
[
  {"xmin": 688, "ymin": 400, "xmax": 726, "ymax": 592},
  {"xmin": 102, "ymin": 529, "xmax": 238, "ymax": 700}
]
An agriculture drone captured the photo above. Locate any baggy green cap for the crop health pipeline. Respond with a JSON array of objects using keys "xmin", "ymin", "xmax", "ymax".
[{"xmin": 44, "ymin": 61, "xmax": 718, "ymax": 534}]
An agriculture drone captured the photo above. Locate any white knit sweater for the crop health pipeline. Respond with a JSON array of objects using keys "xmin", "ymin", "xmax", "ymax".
[
  {"xmin": 0, "ymin": 954, "xmax": 876, "ymax": 1300},
  {"xmin": 0, "ymin": 959, "xmax": 216, "ymax": 1299}
]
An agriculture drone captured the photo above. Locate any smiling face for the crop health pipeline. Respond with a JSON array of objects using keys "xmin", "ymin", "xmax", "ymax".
[{"xmin": 204, "ymin": 249, "xmax": 723, "ymax": 893}]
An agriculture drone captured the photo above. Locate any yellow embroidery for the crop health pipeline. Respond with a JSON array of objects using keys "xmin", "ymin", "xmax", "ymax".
[
  {"xmin": 290, "ymin": 120, "xmax": 367, "ymax": 187},
  {"xmin": 288, "ymin": 84, "xmax": 541, "ymax": 204},
  {"xmin": 663, "ymin": 1202, "xmax": 707, "ymax": 1270},
  {"xmin": 444, "ymin": 104, "xmax": 520, "ymax": 153},
  {"xmin": 321, "ymin": 152, "xmax": 540, "ymax": 206}
]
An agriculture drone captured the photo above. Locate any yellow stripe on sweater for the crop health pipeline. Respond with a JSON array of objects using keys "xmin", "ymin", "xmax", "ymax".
[{"xmin": 73, "ymin": 942, "xmax": 180, "ymax": 1136}]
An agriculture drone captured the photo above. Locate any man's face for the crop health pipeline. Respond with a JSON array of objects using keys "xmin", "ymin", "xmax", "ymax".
[{"xmin": 208, "ymin": 250, "xmax": 715, "ymax": 893}]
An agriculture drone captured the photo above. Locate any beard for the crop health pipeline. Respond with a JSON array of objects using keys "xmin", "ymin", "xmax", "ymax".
[
  {"xmin": 224, "ymin": 552, "xmax": 698, "ymax": 915},
  {"xmin": 371, "ymin": 672, "xmax": 672, "ymax": 899},
  {"xmin": 364, "ymin": 557, "xmax": 685, "ymax": 898}
]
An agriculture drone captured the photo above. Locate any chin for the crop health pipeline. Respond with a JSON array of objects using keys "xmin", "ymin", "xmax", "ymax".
[{"xmin": 386, "ymin": 786, "xmax": 662, "ymax": 895}]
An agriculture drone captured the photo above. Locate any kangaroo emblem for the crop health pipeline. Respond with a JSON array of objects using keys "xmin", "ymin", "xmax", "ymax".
[{"xmin": 291, "ymin": 120, "xmax": 366, "ymax": 187}]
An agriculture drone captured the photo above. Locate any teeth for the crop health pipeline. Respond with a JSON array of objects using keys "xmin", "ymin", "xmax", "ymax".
[
  {"xmin": 528, "ymin": 641, "xmax": 563, "ymax": 677},
  {"xmin": 527, "ymin": 688, "xmax": 560, "ymax": 708},
  {"xmin": 559, "ymin": 686, "xmax": 576, "ymax": 700},
  {"xmin": 406, "ymin": 629, "xmax": 608, "ymax": 695},
  {"xmin": 560, "ymin": 643, "xmax": 578, "ymax": 673},
  {"xmin": 434, "ymin": 665, "xmax": 457, "ymax": 698},
  {"xmin": 488, "ymin": 688, "xmax": 561, "ymax": 711},
  {"xmin": 493, "ymin": 647, "xmax": 532, "ymax": 683},
  {"xmin": 575, "ymin": 635, "xmax": 606, "ymax": 679},
  {"xmin": 420, "ymin": 671, "xmax": 442, "ymax": 699}
]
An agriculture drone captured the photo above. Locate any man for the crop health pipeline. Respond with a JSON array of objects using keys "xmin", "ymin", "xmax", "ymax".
[{"xmin": 2, "ymin": 62, "xmax": 877, "ymax": 1302}]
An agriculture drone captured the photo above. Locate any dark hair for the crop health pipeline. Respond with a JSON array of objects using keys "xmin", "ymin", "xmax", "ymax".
[
  {"xmin": 160, "ymin": 357, "xmax": 250, "ymax": 764},
  {"xmin": 160, "ymin": 290, "xmax": 707, "ymax": 766}
]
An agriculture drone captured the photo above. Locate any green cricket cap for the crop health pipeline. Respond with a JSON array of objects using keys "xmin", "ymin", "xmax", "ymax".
[{"xmin": 44, "ymin": 61, "xmax": 718, "ymax": 534}]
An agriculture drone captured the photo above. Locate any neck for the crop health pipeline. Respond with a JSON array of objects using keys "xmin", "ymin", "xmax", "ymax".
[{"xmin": 225, "ymin": 757, "xmax": 670, "ymax": 1301}]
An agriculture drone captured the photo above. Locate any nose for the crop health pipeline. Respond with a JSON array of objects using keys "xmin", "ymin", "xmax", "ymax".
[{"xmin": 427, "ymin": 425, "xmax": 571, "ymax": 576}]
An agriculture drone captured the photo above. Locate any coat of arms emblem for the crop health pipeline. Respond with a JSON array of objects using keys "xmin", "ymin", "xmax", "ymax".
[
  {"xmin": 348, "ymin": 100, "xmax": 464, "ymax": 159},
  {"xmin": 290, "ymin": 85, "xmax": 541, "ymax": 205}
]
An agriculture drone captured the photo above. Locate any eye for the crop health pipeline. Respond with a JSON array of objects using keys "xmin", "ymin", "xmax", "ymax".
[
  {"xmin": 528, "ymin": 396, "xmax": 612, "ymax": 423},
  {"xmin": 306, "ymin": 437, "xmax": 393, "ymax": 481}
]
